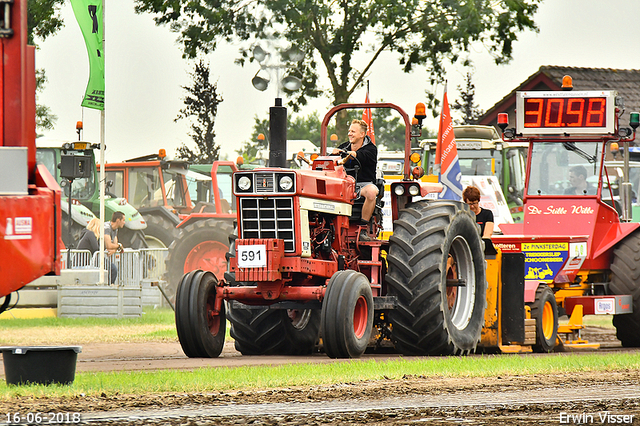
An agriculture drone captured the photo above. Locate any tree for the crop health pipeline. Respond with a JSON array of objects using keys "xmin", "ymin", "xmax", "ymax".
[
  {"xmin": 28, "ymin": 0, "xmax": 65, "ymax": 132},
  {"xmin": 175, "ymin": 60, "xmax": 223, "ymax": 164},
  {"xmin": 135, "ymin": 0, "xmax": 539, "ymax": 138},
  {"xmin": 452, "ymin": 72, "xmax": 484, "ymax": 125}
]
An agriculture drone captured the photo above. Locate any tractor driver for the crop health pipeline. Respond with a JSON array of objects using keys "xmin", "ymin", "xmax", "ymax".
[
  {"xmin": 332, "ymin": 119, "xmax": 378, "ymax": 242},
  {"xmin": 565, "ymin": 165, "xmax": 596, "ymax": 195}
]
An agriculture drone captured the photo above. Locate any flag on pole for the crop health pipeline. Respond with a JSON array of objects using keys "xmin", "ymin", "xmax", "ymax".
[
  {"xmin": 71, "ymin": 0, "xmax": 104, "ymax": 110},
  {"xmin": 434, "ymin": 89, "xmax": 463, "ymax": 200},
  {"xmin": 362, "ymin": 83, "xmax": 376, "ymax": 144}
]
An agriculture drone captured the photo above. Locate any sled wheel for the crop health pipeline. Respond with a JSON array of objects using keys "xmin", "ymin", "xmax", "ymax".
[
  {"xmin": 610, "ymin": 230, "xmax": 640, "ymax": 347},
  {"xmin": 175, "ymin": 270, "xmax": 226, "ymax": 358},
  {"xmin": 321, "ymin": 270, "xmax": 374, "ymax": 359},
  {"xmin": 529, "ymin": 285, "xmax": 558, "ymax": 352},
  {"xmin": 386, "ymin": 200, "xmax": 486, "ymax": 355}
]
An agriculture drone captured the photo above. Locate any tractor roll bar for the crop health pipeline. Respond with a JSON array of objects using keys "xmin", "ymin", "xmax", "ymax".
[{"xmin": 320, "ymin": 103, "xmax": 413, "ymax": 180}]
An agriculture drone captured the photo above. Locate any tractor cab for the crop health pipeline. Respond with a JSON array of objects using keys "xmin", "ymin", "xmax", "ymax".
[
  {"xmin": 36, "ymin": 140, "xmax": 148, "ymax": 248},
  {"xmin": 493, "ymin": 84, "xmax": 640, "ymax": 350}
]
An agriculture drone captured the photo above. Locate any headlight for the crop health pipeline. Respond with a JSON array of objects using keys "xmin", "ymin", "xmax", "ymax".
[
  {"xmin": 394, "ymin": 185, "xmax": 405, "ymax": 196},
  {"xmin": 238, "ymin": 176, "xmax": 252, "ymax": 191},
  {"xmin": 408, "ymin": 184, "xmax": 420, "ymax": 196},
  {"xmin": 279, "ymin": 175, "xmax": 294, "ymax": 191}
]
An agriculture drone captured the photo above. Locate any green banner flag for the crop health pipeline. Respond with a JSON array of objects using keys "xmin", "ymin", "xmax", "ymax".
[{"xmin": 71, "ymin": 0, "xmax": 104, "ymax": 110}]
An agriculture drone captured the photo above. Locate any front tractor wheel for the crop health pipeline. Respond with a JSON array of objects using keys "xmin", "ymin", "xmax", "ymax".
[
  {"xmin": 385, "ymin": 200, "xmax": 487, "ymax": 355},
  {"xmin": 175, "ymin": 270, "xmax": 226, "ymax": 358},
  {"xmin": 529, "ymin": 284, "xmax": 558, "ymax": 352},
  {"xmin": 321, "ymin": 270, "xmax": 374, "ymax": 359}
]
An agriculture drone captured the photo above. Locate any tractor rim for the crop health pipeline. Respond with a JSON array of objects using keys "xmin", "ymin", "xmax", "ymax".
[
  {"xmin": 145, "ymin": 235, "xmax": 167, "ymax": 249},
  {"xmin": 447, "ymin": 236, "xmax": 476, "ymax": 330},
  {"xmin": 353, "ymin": 295, "xmax": 368, "ymax": 339},
  {"xmin": 287, "ymin": 309, "xmax": 311, "ymax": 330},
  {"xmin": 206, "ymin": 289, "xmax": 220, "ymax": 336},
  {"xmin": 542, "ymin": 300, "xmax": 554, "ymax": 340},
  {"xmin": 446, "ymin": 255, "xmax": 458, "ymax": 311},
  {"xmin": 184, "ymin": 241, "xmax": 228, "ymax": 278}
]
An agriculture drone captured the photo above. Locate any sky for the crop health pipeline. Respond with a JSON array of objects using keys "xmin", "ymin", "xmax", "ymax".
[{"xmin": 36, "ymin": 1, "xmax": 640, "ymax": 163}]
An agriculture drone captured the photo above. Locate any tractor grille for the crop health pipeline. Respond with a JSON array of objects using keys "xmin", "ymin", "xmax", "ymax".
[
  {"xmin": 239, "ymin": 197, "xmax": 295, "ymax": 252},
  {"xmin": 255, "ymin": 173, "xmax": 275, "ymax": 193}
]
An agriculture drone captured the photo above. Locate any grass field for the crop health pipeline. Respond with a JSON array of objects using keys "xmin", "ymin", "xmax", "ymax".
[
  {"xmin": 0, "ymin": 308, "xmax": 178, "ymax": 345},
  {"xmin": 0, "ymin": 307, "xmax": 629, "ymax": 400},
  {"xmin": 0, "ymin": 351, "xmax": 638, "ymax": 399}
]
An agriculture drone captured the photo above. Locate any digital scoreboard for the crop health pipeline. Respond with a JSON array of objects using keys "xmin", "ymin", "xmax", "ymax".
[{"xmin": 516, "ymin": 91, "xmax": 616, "ymax": 136}]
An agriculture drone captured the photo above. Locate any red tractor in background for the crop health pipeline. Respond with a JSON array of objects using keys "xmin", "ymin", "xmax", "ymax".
[
  {"xmin": 494, "ymin": 82, "xmax": 639, "ymax": 350},
  {"xmin": 103, "ymin": 155, "xmax": 237, "ymax": 301},
  {"xmin": 174, "ymin": 102, "xmax": 492, "ymax": 358},
  {"xmin": 165, "ymin": 161, "xmax": 236, "ymax": 300},
  {"xmin": 0, "ymin": 0, "xmax": 62, "ymax": 310}
]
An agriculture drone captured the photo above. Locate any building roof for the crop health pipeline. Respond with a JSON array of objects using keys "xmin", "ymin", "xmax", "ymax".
[{"xmin": 479, "ymin": 66, "xmax": 640, "ymax": 126}]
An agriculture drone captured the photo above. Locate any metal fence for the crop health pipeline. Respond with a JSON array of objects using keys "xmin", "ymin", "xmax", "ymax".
[{"xmin": 59, "ymin": 248, "xmax": 168, "ymax": 287}]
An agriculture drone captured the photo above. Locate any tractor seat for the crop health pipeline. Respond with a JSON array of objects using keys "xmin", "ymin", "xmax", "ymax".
[{"xmin": 350, "ymin": 178, "xmax": 385, "ymax": 222}]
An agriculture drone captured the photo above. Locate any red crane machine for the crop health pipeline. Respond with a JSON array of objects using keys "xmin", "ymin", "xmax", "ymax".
[{"xmin": 0, "ymin": 0, "xmax": 62, "ymax": 311}]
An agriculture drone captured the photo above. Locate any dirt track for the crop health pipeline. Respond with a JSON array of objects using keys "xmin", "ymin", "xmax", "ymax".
[{"xmin": 2, "ymin": 326, "xmax": 640, "ymax": 425}]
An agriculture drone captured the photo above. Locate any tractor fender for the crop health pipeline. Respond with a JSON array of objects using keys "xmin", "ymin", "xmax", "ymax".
[
  {"xmin": 104, "ymin": 198, "xmax": 147, "ymax": 230},
  {"xmin": 176, "ymin": 214, "xmax": 234, "ymax": 230},
  {"xmin": 137, "ymin": 206, "xmax": 181, "ymax": 227},
  {"xmin": 60, "ymin": 199, "xmax": 95, "ymax": 227},
  {"xmin": 418, "ymin": 181, "xmax": 444, "ymax": 197},
  {"xmin": 593, "ymin": 222, "xmax": 640, "ymax": 259}
]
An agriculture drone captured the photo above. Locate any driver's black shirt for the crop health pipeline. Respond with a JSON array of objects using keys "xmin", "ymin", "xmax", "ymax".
[{"xmin": 338, "ymin": 136, "xmax": 378, "ymax": 183}]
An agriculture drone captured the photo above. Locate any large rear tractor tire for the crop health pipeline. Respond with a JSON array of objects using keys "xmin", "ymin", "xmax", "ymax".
[
  {"xmin": 165, "ymin": 219, "xmax": 233, "ymax": 303},
  {"xmin": 528, "ymin": 284, "xmax": 558, "ymax": 352},
  {"xmin": 143, "ymin": 215, "xmax": 180, "ymax": 248},
  {"xmin": 175, "ymin": 270, "xmax": 226, "ymax": 358},
  {"xmin": 118, "ymin": 228, "xmax": 149, "ymax": 249},
  {"xmin": 610, "ymin": 230, "xmax": 640, "ymax": 347},
  {"xmin": 320, "ymin": 270, "xmax": 374, "ymax": 359},
  {"xmin": 225, "ymin": 233, "xmax": 320, "ymax": 355},
  {"xmin": 385, "ymin": 200, "xmax": 486, "ymax": 355}
]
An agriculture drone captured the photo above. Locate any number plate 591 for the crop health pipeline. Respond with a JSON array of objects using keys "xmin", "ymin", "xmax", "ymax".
[{"xmin": 237, "ymin": 245, "xmax": 267, "ymax": 268}]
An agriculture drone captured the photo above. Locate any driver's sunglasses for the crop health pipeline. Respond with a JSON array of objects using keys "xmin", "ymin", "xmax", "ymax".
[{"xmin": 465, "ymin": 200, "xmax": 479, "ymax": 206}]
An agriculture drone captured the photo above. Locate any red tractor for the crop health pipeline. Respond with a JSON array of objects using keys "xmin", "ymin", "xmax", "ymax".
[
  {"xmin": 493, "ymin": 83, "xmax": 638, "ymax": 350},
  {"xmin": 0, "ymin": 0, "xmax": 62, "ymax": 310},
  {"xmin": 174, "ymin": 103, "xmax": 490, "ymax": 358},
  {"xmin": 165, "ymin": 161, "xmax": 237, "ymax": 300}
]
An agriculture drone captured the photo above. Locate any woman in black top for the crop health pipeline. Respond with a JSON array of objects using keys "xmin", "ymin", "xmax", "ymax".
[
  {"xmin": 77, "ymin": 218, "xmax": 118, "ymax": 284},
  {"xmin": 462, "ymin": 186, "xmax": 494, "ymax": 238},
  {"xmin": 77, "ymin": 218, "xmax": 100, "ymax": 254}
]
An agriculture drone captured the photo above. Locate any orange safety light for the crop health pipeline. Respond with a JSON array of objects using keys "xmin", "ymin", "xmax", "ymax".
[
  {"xmin": 158, "ymin": 149, "xmax": 166, "ymax": 159},
  {"xmin": 497, "ymin": 113, "xmax": 509, "ymax": 131},
  {"xmin": 410, "ymin": 152, "xmax": 421, "ymax": 164},
  {"xmin": 257, "ymin": 133, "xmax": 265, "ymax": 141},
  {"xmin": 330, "ymin": 134, "xmax": 338, "ymax": 142},
  {"xmin": 76, "ymin": 121, "xmax": 83, "ymax": 130},
  {"xmin": 610, "ymin": 142, "xmax": 619, "ymax": 152},
  {"xmin": 310, "ymin": 153, "xmax": 319, "ymax": 161},
  {"xmin": 411, "ymin": 117, "xmax": 419, "ymax": 125},
  {"xmin": 561, "ymin": 75, "xmax": 573, "ymax": 91},
  {"xmin": 414, "ymin": 103, "xmax": 426, "ymax": 119},
  {"xmin": 236, "ymin": 156, "xmax": 244, "ymax": 165}
]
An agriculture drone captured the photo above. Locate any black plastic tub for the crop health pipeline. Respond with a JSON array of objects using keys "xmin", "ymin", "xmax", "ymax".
[{"xmin": 1, "ymin": 346, "xmax": 82, "ymax": 385}]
